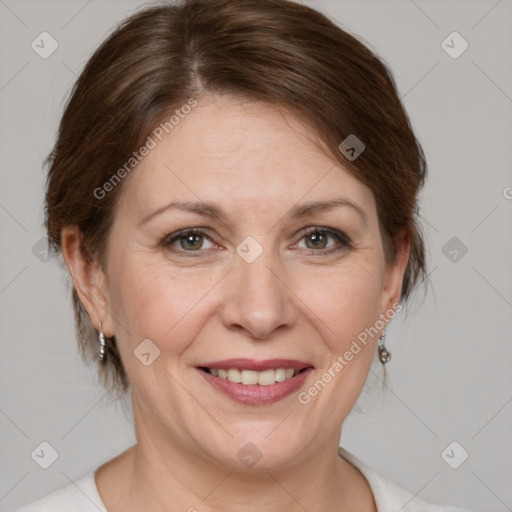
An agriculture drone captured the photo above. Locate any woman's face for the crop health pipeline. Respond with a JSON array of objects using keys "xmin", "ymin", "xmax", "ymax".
[{"xmin": 98, "ymin": 94, "xmax": 407, "ymax": 469}]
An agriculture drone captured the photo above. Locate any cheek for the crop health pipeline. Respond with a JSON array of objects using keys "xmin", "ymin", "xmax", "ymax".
[
  {"xmin": 303, "ymin": 261, "xmax": 384, "ymax": 349},
  {"xmin": 108, "ymin": 255, "xmax": 214, "ymax": 357},
  {"xmin": 294, "ymin": 266, "xmax": 384, "ymax": 421}
]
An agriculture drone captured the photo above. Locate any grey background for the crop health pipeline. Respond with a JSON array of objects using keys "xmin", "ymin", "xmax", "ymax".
[{"xmin": 1, "ymin": 0, "xmax": 511, "ymax": 510}]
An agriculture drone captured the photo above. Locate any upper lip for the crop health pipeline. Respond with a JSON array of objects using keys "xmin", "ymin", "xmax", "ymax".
[{"xmin": 196, "ymin": 358, "xmax": 313, "ymax": 371}]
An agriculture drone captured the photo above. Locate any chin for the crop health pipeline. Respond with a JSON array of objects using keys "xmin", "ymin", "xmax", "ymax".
[{"xmin": 198, "ymin": 426, "xmax": 310, "ymax": 472}]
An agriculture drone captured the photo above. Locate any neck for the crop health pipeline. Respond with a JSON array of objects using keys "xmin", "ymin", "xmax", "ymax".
[
  {"xmin": 124, "ymin": 444, "xmax": 356, "ymax": 512},
  {"xmin": 96, "ymin": 400, "xmax": 376, "ymax": 512}
]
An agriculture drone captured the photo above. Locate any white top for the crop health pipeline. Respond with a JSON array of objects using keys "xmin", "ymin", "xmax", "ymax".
[{"xmin": 11, "ymin": 447, "xmax": 474, "ymax": 512}]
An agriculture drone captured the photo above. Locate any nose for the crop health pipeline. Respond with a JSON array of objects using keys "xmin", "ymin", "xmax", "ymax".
[{"xmin": 219, "ymin": 248, "xmax": 298, "ymax": 340}]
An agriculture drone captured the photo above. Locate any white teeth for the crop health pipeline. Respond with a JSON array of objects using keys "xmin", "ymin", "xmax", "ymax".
[
  {"xmin": 227, "ymin": 368, "xmax": 241, "ymax": 383},
  {"xmin": 257, "ymin": 369, "xmax": 276, "ymax": 386},
  {"xmin": 209, "ymin": 367, "xmax": 302, "ymax": 385},
  {"xmin": 275, "ymin": 368, "xmax": 286, "ymax": 382},
  {"xmin": 241, "ymin": 370, "xmax": 258, "ymax": 385}
]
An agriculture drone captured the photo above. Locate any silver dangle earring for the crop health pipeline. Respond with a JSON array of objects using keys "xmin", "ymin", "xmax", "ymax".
[
  {"xmin": 377, "ymin": 332, "xmax": 391, "ymax": 364},
  {"xmin": 98, "ymin": 322, "xmax": 106, "ymax": 362}
]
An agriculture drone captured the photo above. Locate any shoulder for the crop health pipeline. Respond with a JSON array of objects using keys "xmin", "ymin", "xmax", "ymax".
[
  {"xmin": 10, "ymin": 471, "xmax": 107, "ymax": 512},
  {"xmin": 338, "ymin": 447, "xmax": 475, "ymax": 512}
]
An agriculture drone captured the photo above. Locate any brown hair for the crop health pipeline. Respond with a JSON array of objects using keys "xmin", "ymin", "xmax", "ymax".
[{"xmin": 45, "ymin": 0, "xmax": 428, "ymax": 398}]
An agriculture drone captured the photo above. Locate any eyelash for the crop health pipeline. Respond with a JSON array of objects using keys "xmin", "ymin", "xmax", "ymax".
[{"xmin": 161, "ymin": 226, "xmax": 353, "ymax": 258}]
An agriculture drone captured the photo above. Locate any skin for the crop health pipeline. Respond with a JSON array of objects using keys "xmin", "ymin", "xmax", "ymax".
[{"xmin": 61, "ymin": 93, "xmax": 409, "ymax": 512}]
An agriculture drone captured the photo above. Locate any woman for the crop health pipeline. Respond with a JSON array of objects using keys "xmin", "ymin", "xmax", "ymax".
[{"xmin": 14, "ymin": 0, "xmax": 475, "ymax": 510}]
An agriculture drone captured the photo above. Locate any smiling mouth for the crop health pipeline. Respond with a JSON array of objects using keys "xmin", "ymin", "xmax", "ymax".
[{"xmin": 198, "ymin": 367, "xmax": 310, "ymax": 386}]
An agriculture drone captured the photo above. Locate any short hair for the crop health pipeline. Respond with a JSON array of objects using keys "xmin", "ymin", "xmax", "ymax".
[{"xmin": 45, "ymin": 0, "xmax": 428, "ymax": 398}]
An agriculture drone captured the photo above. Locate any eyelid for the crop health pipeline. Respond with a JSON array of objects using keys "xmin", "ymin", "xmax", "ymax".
[
  {"xmin": 162, "ymin": 228, "xmax": 217, "ymax": 251},
  {"xmin": 292, "ymin": 226, "xmax": 353, "ymax": 252},
  {"xmin": 161, "ymin": 226, "xmax": 353, "ymax": 255}
]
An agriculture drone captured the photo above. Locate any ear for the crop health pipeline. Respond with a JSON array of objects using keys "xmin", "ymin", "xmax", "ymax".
[
  {"xmin": 60, "ymin": 225, "xmax": 115, "ymax": 337},
  {"xmin": 379, "ymin": 229, "xmax": 411, "ymax": 316}
]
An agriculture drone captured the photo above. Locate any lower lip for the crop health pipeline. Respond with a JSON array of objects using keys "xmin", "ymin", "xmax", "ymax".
[{"xmin": 197, "ymin": 367, "xmax": 314, "ymax": 405}]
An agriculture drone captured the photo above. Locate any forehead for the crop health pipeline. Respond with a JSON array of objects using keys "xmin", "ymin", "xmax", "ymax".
[{"xmin": 119, "ymin": 95, "xmax": 375, "ymax": 219}]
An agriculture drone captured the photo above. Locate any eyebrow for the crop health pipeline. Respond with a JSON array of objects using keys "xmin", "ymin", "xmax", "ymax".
[{"xmin": 138, "ymin": 198, "xmax": 368, "ymax": 228}]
